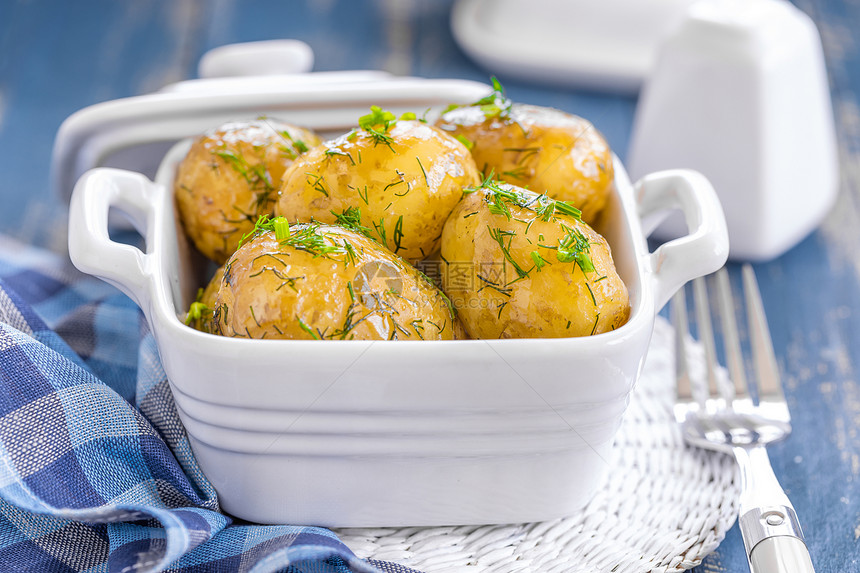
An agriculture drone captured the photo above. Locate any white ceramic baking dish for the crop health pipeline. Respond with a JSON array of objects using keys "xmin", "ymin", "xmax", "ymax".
[{"xmin": 63, "ymin": 74, "xmax": 728, "ymax": 527}]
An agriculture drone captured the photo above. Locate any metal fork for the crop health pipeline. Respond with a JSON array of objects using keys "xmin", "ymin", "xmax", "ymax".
[{"xmin": 673, "ymin": 265, "xmax": 814, "ymax": 573}]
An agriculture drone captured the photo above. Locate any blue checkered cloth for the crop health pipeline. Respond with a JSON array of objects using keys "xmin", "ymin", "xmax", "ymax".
[{"xmin": 0, "ymin": 235, "xmax": 420, "ymax": 573}]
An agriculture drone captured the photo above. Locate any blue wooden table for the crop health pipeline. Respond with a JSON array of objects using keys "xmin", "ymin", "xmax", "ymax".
[{"xmin": 0, "ymin": 1, "xmax": 858, "ymax": 571}]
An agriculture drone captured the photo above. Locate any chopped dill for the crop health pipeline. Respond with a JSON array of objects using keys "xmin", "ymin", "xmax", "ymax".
[
  {"xmin": 488, "ymin": 226, "xmax": 529, "ymax": 281},
  {"xmin": 551, "ymin": 199, "xmax": 582, "ymax": 219},
  {"xmin": 324, "ymin": 147, "xmax": 356, "ymax": 165},
  {"xmin": 237, "ymin": 214, "xmax": 273, "ymax": 248},
  {"xmin": 248, "ymin": 216, "xmax": 356, "ymax": 262},
  {"xmin": 456, "ymin": 134, "xmax": 474, "ymax": 150},
  {"xmin": 416, "ymin": 157, "xmax": 429, "ymax": 186},
  {"xmin": 585, "ymin": 282, "xmax": 597, "ymax": 306},
  {"xmin": 474, "ymin": 177, "xmax": 582, "ymax": 224},
  {"xmin": 501, "ymin": 166, "xmax": 529, "ymax": 181},
  {"xmin": 442, "ymin": 76, "xmax": 513, "ymax": 120},
  {"xmin": 590, "ymin": 313, "xmax": 601, "ymax": 336},
  {"xmin": 297, "ymin": 316, "xmax": 320, "ymax": 340},
  {"xmin": 359, "ymin": 105, "xmax": 396, "ymax": 131},
  {"xmin": 525, "ymin": 219, "xmax": 535, "ymax": 234},
  {"xmin": 535, "ymin": 198, "xmax": 556, "ymax": 221},
  {"xmin": 342, "ymin": 241, "xmax": 358, "ymax": 267},
  {"xmin": 332, "ymin": 206, "xmax": 373, "ymax": 239},
  {"xmin": 306, "ymin": 172, "xmax": 329, "ymax": 197},
  {"xmin": 383, "ymin": 180, "xmax": 403, "ymax": 193},
  {"xmin": 214, "ymin": 149, "xmax": 274, "ymax": 192},
  {"xmin": 504, "ymin": 146, "xmax": 542, "ymax": 164},
  {"xmin": 358, "ymin": 105, "xmax": 397, "ymax": 150},
  {"xmin": 556, "ymin": 224, "xmax": 595, "ymax": 273},
  {"xmin": 352, "ymin": 184, "xmax": 369, "ymax": 205},
  {"xmin": 184, "ymin": 302, "xmax": 211, "ymax": 326},
  {"xmin": 273, "ymin": 125, "xmax": 309, "ymax": 156},
  {"xmin": 392, "ymin": 215, "xmax": 405, "ymax": 253},
  {"xmin": 336, "ymin": 310, "xmax": 359, "ymax": 340},
  {"xmin": 477, "ymin": 273, "xmax": 512, "ymax": 297},
  {"xmin": 384, "ymin": 172, "xmax": 411, "ymax": 197},
  {"xmin": 411, "ymin": 319, "xmax": 425, "ymax": 340},
  {"xmin": 487, "ymin": 190, "xmax": 512, "ymax": 220},
  {"xmin": 372, "ymin": 217, "xmax": 387, "ymax": 245},
  {"xmin": 530, "ymin": 251, "xmax": 549, "ymax": 272}
]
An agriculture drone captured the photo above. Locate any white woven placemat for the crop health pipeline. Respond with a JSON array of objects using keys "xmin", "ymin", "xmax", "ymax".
[{"xmin": 336, "ymin": 317, "xmax": 740, "ymax": 573}]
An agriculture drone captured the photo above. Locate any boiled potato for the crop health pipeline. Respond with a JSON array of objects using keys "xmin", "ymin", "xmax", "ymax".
[
  {"xmin": 276, "ymin": 108, "xmax": 480, "ymax": 263},
  {"xmin": 440, "ymin": 180, "xmax": 629, "ymax": 338},
  {"xmin": 207, "ymin": 218, "xmax": 462, "ymax": 340},
  {"xmin": 184, "ymin": 264, "xmax": 225, "ymax": 333},
  {"xmin": 175, "ymin": 119, "xmax": 322, "ymax": 264},
  {"xmin": 435, "ymin": 85, "xmax": 613, "ymax": 224}
]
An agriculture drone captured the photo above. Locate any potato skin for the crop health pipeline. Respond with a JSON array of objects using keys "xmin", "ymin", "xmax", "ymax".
[
  {"xmin": 200, "ymin": 264, "xmax": 224, "ymax": 310},
  {"xmin": 175, "ymin": 120, "xmax": 321, "ymax": 264},
  {"xmin": 209, "ymin": 223, "xmax": 462, "ymax": 341},
  {"xmin": 275, "ymin": 120, "xmax": 480, "ymax": 263},
  {"xmin": 185, "ymin": 264, "xmax": 224, "ymax": 334},
  {"xmin": 435, "ymin": 104, "xmax": 613, "ymax": 224},
  {"xmin": 440, "ymin": 182, "xmax": 629, "ymax": 339}
]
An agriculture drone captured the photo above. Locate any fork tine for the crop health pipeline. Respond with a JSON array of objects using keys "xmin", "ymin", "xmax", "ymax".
[
  {"xmin": 672, "ymin": 286, "xmax": 695, "ymax": 409},
  {"xmin": 713, "ymin": 267, "xmax": 749, "ymax": 402},
  {"xmin": 692, "ymin": 276, "xmax": 724, "ymax": 405},
  {"xmin": 742, "ymin": 264, "xmax": 785, "ymax": 405}
]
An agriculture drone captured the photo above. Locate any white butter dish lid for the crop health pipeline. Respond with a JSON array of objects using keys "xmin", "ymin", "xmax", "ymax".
[{"xmin": 52, "ymin": 41, "xmax": 492, "ymax": 205}]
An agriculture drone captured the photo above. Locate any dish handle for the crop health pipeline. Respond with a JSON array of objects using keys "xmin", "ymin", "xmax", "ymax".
[
  {"xmin": 68, "ymin": 168, "xmax": 166, "ymax": 314},
  {"xmin": 635, "ymin": 169, "xmax": 729, "ymax": 311}
]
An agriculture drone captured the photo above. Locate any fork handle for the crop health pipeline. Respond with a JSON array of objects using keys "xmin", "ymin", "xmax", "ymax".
[
  {"xmin": 735, "ymin": 447, "xmax": 815, "ymax": 572},
  {"xmin": 749, "ymin": 536, "xmax": 815, "ymax": 573}
]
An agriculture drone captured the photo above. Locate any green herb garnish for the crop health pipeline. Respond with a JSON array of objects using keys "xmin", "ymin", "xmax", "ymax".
[
  {"xmin": 297, "ymin": 316, "xmax": 320, "ymax": 340},
  {"xmin": 530, "ymin": 251, "xmax": 549, "ymax": 272},
  {"xmin": 214, "ymin": 148, "xmax": 275, "ymax": 208},
  {"xmin": 456, "ymin": 134, "xmax": 474, "ymax": 150},
  {"xmin": 372, "ymin": 217, "xmax": 387, "ymax": 245},
  {"xmin": 185, "ymin": 302, "xmax": 211, "ymax": 326},
  {"xmin": 306, "ymin": 173, "xmax": 329, "ymax": 197},
  {"xmin": 416, "ymin": 157, "xmax": 429, "ymax": 187},
  {"xmin": 488, "ymin": 226, "xmax": 529, "ymax": 281},
  {"xmin": 358, "ymin": 105, "xmax": 397, "ymax": 149},
  {"xmin": 332, "ymin": 206, "xmax": 374, "ymax": 240},
  {"xmin": 324, "ymin": 147, "xmax": 356, "ymax": 165},
  {"xmin": 392, "ymin": 215, "xmax": 405, "ymax": 253},
  {"xmin": 556, "ymin": 224, "xmax": 595, "ymax": 273},
  {"xmin": 477, "ymin": 273, "xmax": 512, "ymax": 297},
  {"xmin": 442, "ymin": 76, "xmax": 513, "ymax": 120}
]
